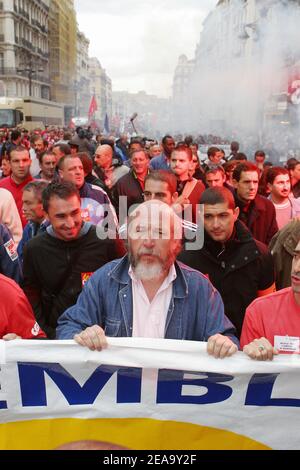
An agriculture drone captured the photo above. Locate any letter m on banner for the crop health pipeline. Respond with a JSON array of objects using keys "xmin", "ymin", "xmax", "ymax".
[{"xmin": 17, "ymin": 362, "xmax": 142, "ymax": 406}]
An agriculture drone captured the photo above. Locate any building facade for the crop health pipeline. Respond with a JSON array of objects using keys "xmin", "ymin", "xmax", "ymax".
[
  {"xmin": 76, "ymin": 28, "xmax": 90, "ymax": 117},
  {"xmin": 88, "ymin": 56, "xmax": 112, "ymax": 126},
  {"xmin": 0, "ymin": 0, "xmax": 50, "ymax": 98},
  {"xmin": 172, "ymin": 54, "xmax": 195, "ymax": 133},
  {"xmin": 48, "ymin": 0, "xmax": 77, "ymax": 121}
]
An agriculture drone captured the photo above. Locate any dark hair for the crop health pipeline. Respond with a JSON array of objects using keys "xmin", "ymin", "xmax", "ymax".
[
  {"xmin": 200, "ymin": 187, "xmax": 235, "ymax": 210},
  {"xmin": 24, "ymin": 180, "xmax": 49, "ymax": 202},
  {"xmin": 266, "ymin": 166, "xmax": 290, "ymax": 185},
  {"xmin": 207, "ymin": 146, "xmax": 221, "ymax": 159},
  {"xmin": 42, "ymin": 181, "xmax": 80, "ymax": 212},
  {"xmin": 162, "ymin": 135, "xmax": 174, "ymax": 145},
  {"xmin": 232, "ymin": 162, "xmax": 259, "ymax": 182},
  {"xmin": 235, "ymin": 152, "xmax": 247, "ymax": 161},
  {"xmin": 39, "ymin": 150, "xmax": 56, "ymax": 164},
  {"xmin": 230, "ymin": 141, "xmax": 239, "ymax": 152},
  {"xmin": 8, "ymin": 145, "xmax": 29, "ymax": 161},
  {"xmin": 53, "ymin": 143, "xmax": 72, "ymax": 156},
  {"xmin": 77, "ymin": 152, "xmax": 93, "ymax": 174},
  {"xmin": 145, "ymin": 170, "xmax": 177, "ymax": 195},
  {"xmin": 11, "ymin": 130, "xmax": 21, "ymax": 141},
  {"xmin": 286, "ymin": 159, "xmax": 300, "ymax": 171},
  {"xmin": 255, "ymin": 150, "xmax": 266, "ymax": 159}
]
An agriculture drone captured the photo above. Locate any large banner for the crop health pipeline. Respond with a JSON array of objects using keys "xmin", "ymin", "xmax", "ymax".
[{"xmin": 1, "ymin": 338, "xmax": 300, "ymax": 450}]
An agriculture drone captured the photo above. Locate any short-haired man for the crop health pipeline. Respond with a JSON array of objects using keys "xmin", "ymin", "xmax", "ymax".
[
  {"xmin": 254, "ymin": 150, "xmax": 266, "ymax": 175},
  {"xmin": 53, "ymin": 143, "xmax": 71, "ymax": 163},
  {"xmin": 0, "ymin": 273, "xmax": 46, "ymax": 340},
  {"xmin": 58, "ymin": 154, "xmax": 118, "ymax": 230},
  {"xmin": 202, "ymin": 147, "xmax": 225, "ymax": 171},
  {"xmin": 35, "ymin": 151, "xmax": 57, "ymax": 182},
  {"xmin": 57, "ymin": 200, "xmax": 239, "ymax": 358},
  {"xmin": 150, "ymin": 135, "xmax": 175, "ymax": 170},
  {"xmin": 287, "ymin": 160, "xmax": 300, "ymax": 198},
  {"xmin": 94, "ymin": 144, "xmax": 129, "ymax": 190},
  {"xmin": 205, "ymin": 167, "xmax": 226, "ymax": 188},
  {"xmin": 241, "ymin": 239, "xmax": 300, "ymax": 360},
  {"xmin": 18, "ymin": 181, "xmax": 50, "ymax": 262},
  {"xmin": 179, "ymin": 187, "xmax": 275, "ymax": 337},
  {"xmin": 267, "ymin": 166, "xmax": 300, "ymax": 229},
  {"xmin": 22, "ymin": 182, "xmax": 125, "ymax": 338},
  {"xmin": 0, "ymin": 146, "xmax": 33, "ymax": 227},
  {"xmin": 170, "ymin": 146, "xmax": 205, "ymax": 223},
  {"xmin": 113, "ymin": 149, "xmax": 150, "ymax": 220},
  {"xmin": 233, "ymin": 162, "xmax": 278, "ymax": 245}
]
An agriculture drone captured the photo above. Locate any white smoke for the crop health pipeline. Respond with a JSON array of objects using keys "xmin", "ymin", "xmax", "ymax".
[{"xmin": 182, "ymin": 0, "xmax": 300, "ymax": 161}]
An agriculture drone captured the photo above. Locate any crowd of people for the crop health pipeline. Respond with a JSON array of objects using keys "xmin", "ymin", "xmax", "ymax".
[{"xmin": 1, "ymin": 125, "xmax": 300, "ymax": 362}]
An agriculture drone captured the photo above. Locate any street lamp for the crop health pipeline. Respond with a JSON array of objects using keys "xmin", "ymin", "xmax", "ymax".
[{"xmin": 17, "ymin": 63, "xmax": 44, "ymax": 96}]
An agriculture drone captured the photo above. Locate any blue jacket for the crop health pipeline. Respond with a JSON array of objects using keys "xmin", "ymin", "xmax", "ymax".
[
  {"xmin": 17, "ymin": 220, "xmax": 49, "ymax": 263},
  {"xmin": 57, "ymin": 257, "xmax": 238, "ymax": 345},
  {"xmin": 0, "ymin": 223, "xmax": 22, "ymax": 284},
  {"xmin": 149, "ymin": 153, "xmax": 170, "ymax": 170}
]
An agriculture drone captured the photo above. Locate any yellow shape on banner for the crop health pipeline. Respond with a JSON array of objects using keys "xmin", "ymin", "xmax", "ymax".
[{"xmin": 0, "ymin": 418, "xmax": 270, "ymax": 450}]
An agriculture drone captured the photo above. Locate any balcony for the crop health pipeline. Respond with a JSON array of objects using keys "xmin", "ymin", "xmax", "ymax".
[
  {"xmin": 0, "ymin": 67, "xmax": 50, "ymax": 84},
  {"xmin": 0, "ymin": 2, "xmax": 4, "ymax": 11},
  {"xmin": 0, "ymin": 34, "xmax": 4, "ymax": 42}
]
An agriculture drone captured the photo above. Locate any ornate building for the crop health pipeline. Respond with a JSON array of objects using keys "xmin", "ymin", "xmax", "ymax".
[
  {"xmin": 48, "ymin": 0, "xmax": 76, "ymax": 121},
  {"xmin": 0, "ymin": 0, "xmax": 50, "ymax": 98}
]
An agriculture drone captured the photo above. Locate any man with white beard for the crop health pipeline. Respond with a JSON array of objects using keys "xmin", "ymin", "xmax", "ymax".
[{"xmin": 57, "ymin": 200, "xmax": 239, "ymax": 358}]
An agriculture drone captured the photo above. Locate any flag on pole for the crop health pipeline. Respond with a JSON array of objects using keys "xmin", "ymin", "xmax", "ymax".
[
  {"xmin": 104, "ymin": 113, "xmax": 110, "ymax": 134},
  {"xmin": 88, "ymin": 95, "xmax": 97, "ymax": 120}
]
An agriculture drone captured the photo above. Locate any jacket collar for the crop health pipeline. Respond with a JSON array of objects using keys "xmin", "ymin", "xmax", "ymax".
[{"xmin": 110, "ymin": 255, "xmax": 188, "ymax": 299}]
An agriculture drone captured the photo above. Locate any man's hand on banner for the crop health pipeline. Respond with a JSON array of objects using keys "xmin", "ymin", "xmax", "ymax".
[
  {"xmin": 74, "ymin": 325, "xmax": 108, "ymax": 351},
  {"xmin": 207, "ymin": 334, "xmax": 238, "ymax": 359},
  {"xmin": 2, "ymin": 333, "xmax": 22, "ymax": 341}
]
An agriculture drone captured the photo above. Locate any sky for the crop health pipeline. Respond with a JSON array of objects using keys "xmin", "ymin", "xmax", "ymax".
[{"xmin": 74, "ymin": 0, "xmax": 217, "ymax": 98}]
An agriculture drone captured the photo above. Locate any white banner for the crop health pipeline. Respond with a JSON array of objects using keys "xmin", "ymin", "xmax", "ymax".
[{"xmin": 1, "ymin": 338, "xmax": 300, "ymax": 450}]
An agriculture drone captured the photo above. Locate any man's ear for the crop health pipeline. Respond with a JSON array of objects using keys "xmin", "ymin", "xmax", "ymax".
[
  {"xmin": 172, "ymin": 192, "xmax": 178, "ymax": 204},
  {"xmin": 233, "ymin": 206, "xmax": 240, "ymax": 221},
  {"xmin": 232, "ymin": 178, "xmax": 238, "ymax": 189}
]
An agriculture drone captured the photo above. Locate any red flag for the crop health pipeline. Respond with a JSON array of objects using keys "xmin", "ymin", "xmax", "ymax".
[{"xmin": 88, "ymin": 95, "xmax": 98, "ymax": 119}]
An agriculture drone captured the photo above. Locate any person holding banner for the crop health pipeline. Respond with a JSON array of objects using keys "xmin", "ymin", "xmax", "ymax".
[
  {"xmin": 241, "ymin": 239, "xmax": 300, "ymax": 360},
  {"xmin": 57, "ymin": 200, "xmax": 239, "ymax": 359}
]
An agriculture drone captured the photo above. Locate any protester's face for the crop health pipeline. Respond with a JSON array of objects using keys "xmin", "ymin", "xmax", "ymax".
[
  {"xmin": 206, "ymin": 171, "xmax": 225, "ymax": 188},
  {"xmin": 22, "ymin": 189, "xmax": 45, "ymax": 223},
  {"xmin": 162, "ymin": 138, "xmax": 175, "ymax": 156},
  {"xmin": 94, "ymin": 146, "xmax": 113, "ymax": 169},
  {"xmin": 46, "ymin": 195, "xmax": 82, "ymax": 241},
  {"xmin": 209, "ymin": 151, "xmax": 223, "ymax": 164},
  {"xmin": 234, "ymin": 171, "xmax": 259, "ymax": 202},
  {"xmin": 34, "ymin": 139, "xmax": 45, "ymax": 154},
  {"xmin": 170, "ymin": 151, "xmax": 191, "ymax": 179},
  {"xmin": 149, "ymin": 145, "xmax": 161, "ymax": 158},
  {"xmin": 291, "ymin": 241, "xmax": 300, "ymax": 295},
  {"xmin": 59, "ymin": 157, "xmax": 84, "ymax": 189},
  {"xmin": 203, "ymin": 202, "xmax": 239, "ymax": 243},
  {"xmin": 291, "ymin": 164, "xmax": 300, "ymax": 182},
  {"xmin": 40, "ymin": 154, "xmax": 57, "ymax": 179},
  {"xmin": 269, "ymin": 174, "xmax": 291, "ymax": 200},
  {"xmin": 144, "ymin": 179, "xmax": 176, "ymax": 206},
  {"xmin": 128, "ymin": 203, "xmax": 181, "ymax": 280},
  {"xmin": 10, "ymin": 150, "xmax": 31, "ymax": 181},
  {"xmin": 255, "ymin": 155, "xmax": 265, "ymax": 166},
  {"xmin": 190, "ymin": 145, "xmax": 198, "ymax": 157},
  {"xmin": 52, "ymin": 146, "xmax": 65, "ymax": 161},
  {"xmin": 131, "ymin": 151, "xmax": 149, "ymax": 176},
  {"xmin": 1, "ymin": 158, "xmax": 11, "ymax": 176}
]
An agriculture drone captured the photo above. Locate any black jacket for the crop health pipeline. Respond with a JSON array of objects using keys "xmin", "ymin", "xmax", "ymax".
[
  {"xmin": 235, "ymin": 192, "xmax": 278, "ymax": 245},
  {"xmin": 22, "ymin": 223, "xmax": 126, "ymax": 338},
  {"xmin": 112, "ymin": 170, "xmax": 144, "ymax": 223},
  {"xmin": 179, "ymin": 220, "xmax": 275, "ymax": 337}
]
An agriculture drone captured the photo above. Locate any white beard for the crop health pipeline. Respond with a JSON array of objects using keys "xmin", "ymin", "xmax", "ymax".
[{"xmin": 133, "ymin": 260, "xmax": 165, "ymax": 281}]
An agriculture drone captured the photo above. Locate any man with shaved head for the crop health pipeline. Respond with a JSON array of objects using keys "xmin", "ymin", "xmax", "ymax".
[
  {"xmin": 94, "ymin": 144, "xmax": 129, "ymax": 190},
  {"xmin": 57, "ymin": 200, "xmax": 239, "ymax": 358}
]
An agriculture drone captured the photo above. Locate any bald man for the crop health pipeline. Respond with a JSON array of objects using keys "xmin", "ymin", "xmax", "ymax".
[
  {"xmin": 57, "ymin": 200, "xmax": 238, "ymax": 358},
  {"xmin": 94, "ymin": 144, "xmax": 129, "ymax": 189}
]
